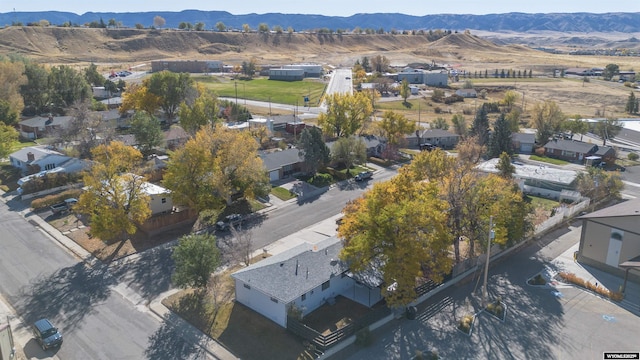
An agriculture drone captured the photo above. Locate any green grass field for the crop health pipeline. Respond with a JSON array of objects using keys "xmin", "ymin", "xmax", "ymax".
[
  {"xmin": 529, "ymin": 155, "xmax": 570, "ymax": 165},
  {"xmin": 193, "ymin": 76, "xmax": 327, "ymax": 107}
]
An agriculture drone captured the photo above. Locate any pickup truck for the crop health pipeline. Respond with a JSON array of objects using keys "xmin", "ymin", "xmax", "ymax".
[{"xmin": 50, "ymin": 198, "xmax": 78, "ymax": 214}]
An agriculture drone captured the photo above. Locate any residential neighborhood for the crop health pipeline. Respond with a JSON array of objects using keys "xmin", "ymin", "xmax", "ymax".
[{"xmin": 1, "ymin": 7, "xmax": 640, "ymax": 360}]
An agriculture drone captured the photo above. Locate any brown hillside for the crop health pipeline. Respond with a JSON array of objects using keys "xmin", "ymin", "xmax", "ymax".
[{"xmin": 0, "ymin": 27, "xmax": 543, "ymax": 68}]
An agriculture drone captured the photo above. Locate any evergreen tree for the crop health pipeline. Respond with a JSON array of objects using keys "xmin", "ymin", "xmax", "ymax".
[
  {"xmin": 298, "ymin": 127, "xmax": 330, "ymax": 175},
  {"xmin": 528, "ymin": 69, "xmax": 532, "ymax": 78},
  {"xmin": 626, "ymin": 91, "xmax": 638, "ymax": 114},
  {"xmin": 488, "ymin": 113, "xmax": 513, "ymax": 158},
  {"xmin": 470, "ymin": 106, "xmax": 490, "ymax": 146}
]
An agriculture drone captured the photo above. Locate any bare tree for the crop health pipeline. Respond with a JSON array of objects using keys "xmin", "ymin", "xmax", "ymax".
[{"xmin": 226, "ymin": 225, "xmax": 254, "ymax": 267}]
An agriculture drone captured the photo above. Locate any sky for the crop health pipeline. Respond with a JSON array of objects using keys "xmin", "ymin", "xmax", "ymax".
[{"xmin": 1, "ymin": 0, "xmax": 639, "ymax": 16}]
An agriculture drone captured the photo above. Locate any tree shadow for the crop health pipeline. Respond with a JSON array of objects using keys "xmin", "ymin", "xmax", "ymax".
[
  {"xmin": 110, "ymin": 242, "xmax": 176, "ymax": 301},
  {"xmin": 403, "ymin": 101, "xmax": 413, "ymax": 109},
  {"xmin": 15, "ymin": 262, "xmax": 115, "ymax": 332},
  {"xmin": 144, "ymin": 312, "xmax": 207, "ymax": 360}
]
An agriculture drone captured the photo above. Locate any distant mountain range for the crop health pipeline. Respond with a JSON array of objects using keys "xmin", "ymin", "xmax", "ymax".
[{"xmin": 1, "ymin": 10, "xmax": 640, "ymax": 33}]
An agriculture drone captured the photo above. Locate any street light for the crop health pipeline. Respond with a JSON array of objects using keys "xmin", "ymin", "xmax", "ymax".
[
  {"xmin": 482, "ymin": 216, "xmax": 495, "ymax": 306},
  {"xmin": 234, "ymin": 80, "xmax": 238, "ymax": 105}
]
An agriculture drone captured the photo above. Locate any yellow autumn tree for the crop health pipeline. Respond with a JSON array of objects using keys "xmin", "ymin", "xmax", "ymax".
[
  {"xmin": 119, "ymin": 82, "xmax": 162, "ymax": 116},
  {"xmin": 76, "ymin": 141, "xmax": 151, "ymax": 243},
  {"xmin": 163, "ymin": 125, "xmax": 270, "ymax": 212},
  {"xmin": 318, "ymin": 92, "xmax": 373, "ymax": 138}
]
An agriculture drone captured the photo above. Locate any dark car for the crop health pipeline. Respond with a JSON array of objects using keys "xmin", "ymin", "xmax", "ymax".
[
  {"xmin": 216, "ymin": 213, "xmax": 245, "ymax": 231},
  {"xmin": 354, "ymin": 171, "xmax": 373, "ymax": 182},
  {"xmin": 419, "ymin": 143, "xmax": 437, "ymax": 151},
  {"xmin": 32, "ymin": 318, "xmax": 63, "ymax": 350}
]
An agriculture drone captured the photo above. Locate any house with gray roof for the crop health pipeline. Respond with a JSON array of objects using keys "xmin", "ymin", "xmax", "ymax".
[
  {"xmin": 232, "ymin": 236, "xmax": 383, "ymax": 327},
  {"xmin": 578, "ymin": 199, "xmax": 640, "ymax": 283},
  {"xmin": 9, "ymin": 146, "xmax": 77, "ymax": 175},
  {"xmin": 406, "ymin": 128, "xmax": 460, "ymax": 149},
  {"xmin": 259, "ymin": 148, "xmax": 304, "ymax": 182},
  {"xmin": 511, "ymin": 132, "xmax": 536, "ymax": 153},
  {"xmin": 18, "ymin": 115, "xmax": 73, "ymax": 140},
  {"xmin": 543, "ymin": 139, "xmax": 615, "ymax": 163}
]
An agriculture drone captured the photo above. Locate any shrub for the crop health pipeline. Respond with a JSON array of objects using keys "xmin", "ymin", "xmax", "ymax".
[
  {"xmin": 434, "ymin": 106, "xmax": 442, "ymax": 114},
  {"xmin": 557, "ymin": 272, "xmax": 623, "ymax": 302},
  {"xmin": 486, "ymin": 299, "xmax": 505, "ymax": 318},
  {"xmin": 30, "ymin": 189, "xmax": 83, "ymax": 210},
  {"xmin": 458, "ymin": 314, "xmax": 474, "ymax": 334},
  {"xmin": 628, "ymin": 152, "xmax": 639, "ymax": 161},
  {"xmin": 355, "ymin": 327, "xmax": 373, "ymax": 347},
  {"xmin": 307, "ymin": 173, "xmax": 333, "ymax": 187},
  {"xmin": 21, "ymin": 172, "xmax": 82, "ymax": 195},
  {"xmin": 368, "ymin": 157, "xmax": 391, "ymax": 167}
]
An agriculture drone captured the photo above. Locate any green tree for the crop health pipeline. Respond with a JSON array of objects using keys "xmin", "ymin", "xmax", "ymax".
[
  {"xmin": 371, "ymin": 55, "xmax": 390, "ymax": 73},
  {"xmin": 576, "ymin": 167, "xmax": 623, "ymax": 204},
  {"xmin": 258, "ymin": 23, "xmax": 269, "ymax": 33},
  {"xmin": 470, "ymin": 106, "xmax": 490, "ymax": 146},
  {"xmin": 399, "ymin": 78, "xmax": 411, "ymax": 104},
  {"xmin": 298, "ymin": 127, "xmax": 330, "ymax": 174},
  {"xmin": 625, "ymin": 91, "xmax": 638, "ymax": 114},
  {"xmin": 593, "ymin": 118, "xmax": 623, "ymax": 146},
  {"xmin": 339, "ymin": 174, "xmax": 453, "ymax": 307},
  {"xmin": 361, "ymin": 56, "xmax": 371, "ymax": 72},
  {"xmin": 146, "ymin": 71, "xmax": 195, "ymax": 121},
  {"xmin": 431, "ymin": 89, "xmax": 444, "ymax": 103},
  {"xmin": 331, "ymin": 136, "xmax": 367, "ymax": 172},
  {"xmin": 215, "ymin": 22, "xmax": 226, "ymax": 32},
  {"xmin": 603, "ymin": 63, "xmax": 619, "ymax": 81},
  {"xmin": 48, "ymin": 65, "xmax": 91, "ymax": 110},
  {"xmin": 496, "ymin": 152, "xmax": 515, "ymax": 179},
  {"xmin": 377, "ymin": 111, "xmax": 416, "ymax": 147},
  {"xmin": 194, "ymin": 22, "xmax": 205, "ymax": 31},
  {"xmin": 130, "ymin": 111, "xmax": 163, "ymax": 156},
  {"xmin": 178, "ymin": 86, "xmax": 219, "ymax": 135},
  {"xmin": 76, "ymin": 142, "xmax": 151, "ymax": 243},
  {"xmin": 530, "ymin": 100, "xmax": 565, "ymax": 144},
  {"xmin": 502, "ymin": 90, "xmax": 519, "ymax": 111},
  {"xmin": 562, "ymin": 116, "xmax": 589, "ymax": 141},
  {"xmin": 487, "ymin": 113, "xmax": 513, "ymax": 158},
  {"xmin": 431, "ymin": 117, "xmax": 449, "ymax": 130},
  {"xmin": 163, "ymin": 125, "xmax": 269, "ymax": 210},
  {"xmin": 242, "ymin": 24, "xmax": 251, "ymax": 33},
  {"xmin": 241, "ymin": 59, "xmax": 257, "ymax": 78},
  {"xmin": 451, "ymin": 114, "xmax": 467, "ymax": 137},
  {"xmin": 0, "ymin": 59, "xmax": 26, "ymax": 117},
  {"xmin": 20, "ymin": 62, "xmax": 49, "ymax": 115},
  {"xmin": 0, "ymin": 124, "xmax": 19, "ymax": 159},
  {"xmin": 84, "ymin": 62, "xmax": 104, "ymax": 87},
  {"xmin": 318, "ymin": 92, "xmax": 373, "ymax": 138},
  {"xmin": 172, "ymin": 234, "xmax": 221, "ymax": 290},
  {"xmin": 0, "ymin": 99, "xmax": 20, "ymax": 126}
]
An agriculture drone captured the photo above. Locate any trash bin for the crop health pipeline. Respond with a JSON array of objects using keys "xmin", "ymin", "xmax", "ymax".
[{"xmin": 406, "ymin": 306, "xmax": 417, "ymax": 320}]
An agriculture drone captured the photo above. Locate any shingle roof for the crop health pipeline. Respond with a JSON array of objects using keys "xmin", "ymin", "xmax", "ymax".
[
  {"xmin": 580, "ymin": 199, "xmax": 640, "ymax": 219},
  {"xmin": 232, "ymin": 237, "xmax": 347, "ymax": 304},
  {"xmin": 543, "ymin": 139, "xmax": 597, "ymax": 153},
  {"xmin": 9, "ymin": 146, "xmax": 64, "ymax": 163},
  {"xmin": 420, "ymin": 129, "xmax": 460, "ymax": 138},
  {"xmin": 511, "ymin": 133, "xmax": 536, "ymax": 143},
  {"xmin": 19, "ymin": 116, "xmax": 72, "ymax": 128},
  {"xmin": 259, "ymin": 148, "xmax": 302, "ymax": 171}
]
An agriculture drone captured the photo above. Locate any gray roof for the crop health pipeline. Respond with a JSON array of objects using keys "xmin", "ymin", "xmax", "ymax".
[
  {"xmin": 477, "ymin": 158, "xmax": 577, "ymax": 186},
  {"xmin": 419, "ymin": 128, "xmax": 460, "ymax": 139},
  {"xmin": 9, "ymin": 146, "xmax": 64, "ymax": 163},
  {"xmin": 511, "ymin": 133, "xmax": 536, "ymax": 143},
  {"xmin": 232, "ymin": 237, "xmax": 347, "ymax": 304},
  {"xmin": 543, "ymin": 139, "xmax": 597, "ymax": 153},
  {"xmin": 20, "ymin": 115, "xmax": 73, "ymax": 128},
  {"xmin": 580, "ymin": 199, "xmax": 640, "ymax": 219},
  {"xmin": 259, "ymin": 148, "xmax": 302, "ymax": 171}
]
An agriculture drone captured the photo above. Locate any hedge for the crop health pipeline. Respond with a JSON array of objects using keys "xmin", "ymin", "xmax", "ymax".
[{"xmin": 31, "ymin": 189, "xmax": 83, "ymax": 210}]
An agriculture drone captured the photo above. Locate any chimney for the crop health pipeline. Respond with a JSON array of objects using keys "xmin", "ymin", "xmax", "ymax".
[{"xmin": 27, "ymin": 152, "xmax": 35, "ymax": 162}]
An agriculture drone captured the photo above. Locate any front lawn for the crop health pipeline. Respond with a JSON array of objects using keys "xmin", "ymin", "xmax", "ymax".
[
  {"xmin": 529, "ymin": 155, "xmax": 569, "ymax": 165},
  {"xmin": 271, "ymin": 186, "xmax": 297, "ymax": 201}
]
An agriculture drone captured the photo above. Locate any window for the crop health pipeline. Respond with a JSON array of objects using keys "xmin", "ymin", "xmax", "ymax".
[
  {"xmin": 161, "ymin": 198, "xmax": 167, "ymax": 204},
  {"xmin": 321, "ymin": 281, "xmax": 330, "ymax": 291},
  {"xmin": 44, "ymin": 163, "xmax": 56, "ymax": 170},
  {"xmin": 243, "ymin": 283, "xmax": 251, "ymax": 289},
  {"xmin": 270, "ymin": 297, "xmax": 278, "ymax": 303},
  {"xmin": 301, "ymin": 294, "xmax": 306, "ymax": 301}
]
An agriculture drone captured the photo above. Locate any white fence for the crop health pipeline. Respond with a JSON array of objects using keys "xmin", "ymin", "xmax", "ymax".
[{"xmin": 534, "ymin": 199, "xmax": 590, "ymax": 235}]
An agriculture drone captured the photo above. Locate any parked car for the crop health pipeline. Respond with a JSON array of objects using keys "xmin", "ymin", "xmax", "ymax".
[
  {"xmin": 32, "ymin": 318, "xmax": 63, "ymax": 350},
  {"xmin": 419, "ymin": 143, "xmax": 437, "ymax": 151},
  {"xmin": 355, "ymin": 171, "xmax": 373, "ymax": 182},
  {"xmin": 216, "ymin": 213, "xmax": 245, "ymax": 231},
  {"xmin": 50, "ymin": 198, "xmax": 78, "ymax": 214}
]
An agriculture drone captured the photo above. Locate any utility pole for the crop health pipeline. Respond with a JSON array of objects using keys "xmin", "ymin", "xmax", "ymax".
[
  {"xmin": 234, "ymin": 81, "xmax": 238, "ymax": 105},
  {"xmin": 482, "ymin": 216, "xmax": 494, "ymax": 307}
]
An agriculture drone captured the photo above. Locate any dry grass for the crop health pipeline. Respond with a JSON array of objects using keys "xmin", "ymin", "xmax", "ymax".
[{"xmin": 557, "ymin": 272, "xmax": 624, "ymax": 302}]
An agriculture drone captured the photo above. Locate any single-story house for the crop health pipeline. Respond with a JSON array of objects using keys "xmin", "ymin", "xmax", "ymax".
[
  {"xmin": 511, "ymin": 133, "xmax": 536, "ymax": 153},
  {"xmin": 477, "ymin": 158, "xmax": 578, "ymax": 200},
  {"xmin": 163, "ymin": 126, "xmax": 189, "ymax": 150},
  {"xmin": 232, "ymin": 236, "xmax": 383, "ymax": 328},
  {"xmin": 259, "ymin": 148, "xmax": 304, "ymax": 182},
  {"xmin": 406, "ymin": 129, "xmax": 460, "ymax": 149},
  {"xmin": 455, "ymin": 89, "xmax": 477, "ymax": 98},
  {"xmin": 577, "ymin": 199, "xmax": 640, "ymax": 284},
  {"xmin": 19, "ymin": 115, "xmax": 73, "ymax": 139},
  {"xmin": 9, "ymin": 146, "xmax": 75, "ymax": 175},
  {"xmin": 359, "ymin": 135, "xmax": 386, "ymax": 157},
  {"xmin": 543, "ymin": 139, "xmax": 615, "ymax": 163}
]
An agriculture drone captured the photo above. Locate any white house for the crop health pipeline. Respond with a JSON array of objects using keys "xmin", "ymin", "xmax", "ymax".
[
  {"xmin": 141, "ymin": 181, "xmax": 173, "ymax": 215},
  {"xmin": 9, "ymin": 146, "xmax": 75, "ymax": 175},
  {"xmin": 232, "ymin": 236, "xmax": 383, "ymax": 327},
  {"xmin": 455, "ymin": 88, "xmax": 477, "ymax": 98}
]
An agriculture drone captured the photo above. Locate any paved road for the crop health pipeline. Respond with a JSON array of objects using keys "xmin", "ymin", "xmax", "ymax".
[{"xmin": 0, "ymin": 198, "xmax": 209, "ymax": 360}]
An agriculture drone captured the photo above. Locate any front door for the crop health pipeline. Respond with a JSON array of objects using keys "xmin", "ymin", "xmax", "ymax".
[{"xmin": 606, "ymin": 238, "xmax": 623, "ymax": 267}]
